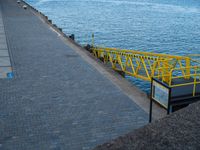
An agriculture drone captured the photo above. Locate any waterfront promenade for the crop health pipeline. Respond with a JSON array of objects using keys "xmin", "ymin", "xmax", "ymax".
[{"xmin": 0, "ymin": 0, "xmax": 149, "ymax": 149}]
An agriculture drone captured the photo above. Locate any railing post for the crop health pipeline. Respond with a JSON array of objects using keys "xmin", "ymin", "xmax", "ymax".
[
  {"xmin": 193, "ymin": 68, "xmax": 197, "ymax": 96},
  {"xmin": 185, "ymin": 57, "xmax": 191, "ymax": 79},
  {"xmin": 169, "ymin": 69, "xmax": 173, "ymax": 86},
  {"xmin": 163, "ymin": 60, "xmax": 170, "ymax": 84}
]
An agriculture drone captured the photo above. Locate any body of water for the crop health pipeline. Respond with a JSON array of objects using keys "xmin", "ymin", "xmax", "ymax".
[{"xmin": 25, "ymin": 0, "xmax": 200, "ymax": 93}]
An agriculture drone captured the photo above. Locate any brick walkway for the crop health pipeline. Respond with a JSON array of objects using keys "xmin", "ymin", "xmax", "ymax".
[{"xmin": 0, "ymin": 0, "xmax": 148, "ymax": 149}]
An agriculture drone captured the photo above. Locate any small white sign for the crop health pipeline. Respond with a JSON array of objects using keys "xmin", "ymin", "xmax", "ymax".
[{"xmin": 152, "ymin": 80, "xmax": 169, "ymax": 109}]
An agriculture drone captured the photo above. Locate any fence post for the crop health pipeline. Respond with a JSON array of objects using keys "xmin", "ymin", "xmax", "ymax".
[{"xmin": 185, "ymin": 57, "xmax": 191, "ymax": 79}]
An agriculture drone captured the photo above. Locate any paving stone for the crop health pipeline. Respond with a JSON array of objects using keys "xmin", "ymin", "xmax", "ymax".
[
  {"xmin": 0, "ymin": 50, "xmax": 9, "ymax": 56},
  {"xmin": 0, "ymin": 57, "xmax": 11, "ymax": 66},
  {"xmin": 0, "ymin": 43, "xmax": 7, "ymax": 49},
  {"xmin": 0, "ymin": 39, "xmax": 7, "ymax": 44}
]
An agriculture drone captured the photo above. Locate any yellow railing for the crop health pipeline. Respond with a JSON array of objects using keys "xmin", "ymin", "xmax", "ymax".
[
  {"xmin": 92, "ymin": 46, "xmax": 192, "ymax": 81},
  {"xmin": 168, "ymin": 66, "xmax": 200, "ymax": 96},
  {"xmin": 91, "ymin": 46, "xmax": 200, "ymax": 96}
]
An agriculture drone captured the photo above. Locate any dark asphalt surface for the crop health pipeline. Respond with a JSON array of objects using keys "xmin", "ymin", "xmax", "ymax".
[{"xmin": 0, "ymin": 0, "xmax": 148, "ymax": 149}]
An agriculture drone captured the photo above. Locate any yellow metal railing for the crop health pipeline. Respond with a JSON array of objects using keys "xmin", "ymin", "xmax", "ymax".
[
  {"xmin": 90, "ymin": 46, "xmax": 200, "ymax": 96},
  {"xmin": 92, "ymin": 46, "xmax": 192, "ymax": 81},
  {"xmin": 168, "ymin": 66, "xmax": 200, "ymax": 96}
]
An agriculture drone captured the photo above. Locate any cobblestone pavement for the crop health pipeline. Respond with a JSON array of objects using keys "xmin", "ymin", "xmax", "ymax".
[{"xmin": 0, "ymin": 0, "xmax": 148, "ymax": 149}]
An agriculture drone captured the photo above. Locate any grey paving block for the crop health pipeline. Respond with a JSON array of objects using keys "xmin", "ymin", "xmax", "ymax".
[
  {"xmin": 0, "ymin": 42, "xmax": 7, "ymax": 46},
  {"xmin": 0, "ymin": 37, "xmax": 6, "ymax": 41},
  {"xmin": 0, "ymin": 34, "xmax": 6, "ymax": 38},
  {"xmin": 0, "ymin": 56, "xmax": 11, "ymax": 66},
  {"xmin": 0, "ymin": 39, "xmax": 7, "ymax": 44},
  {"xmin": 0, "ymin": 30, "xmax": 5, "ymax": 33},
  {"xmin": 0, "ymin": 50, "xmax": 9, "ymax": 56},
  {"xmin": 0, "ymin": 43, "xmax": 7, "ymax": 49}
]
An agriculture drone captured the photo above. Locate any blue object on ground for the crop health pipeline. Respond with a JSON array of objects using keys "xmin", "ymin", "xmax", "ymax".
[{"xmin": 7, "ymin": 72, "xmax": 14, "ymax": 78}]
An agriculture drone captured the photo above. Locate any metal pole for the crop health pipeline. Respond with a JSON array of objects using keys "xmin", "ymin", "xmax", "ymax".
[
  {"xmin": 149, "ymin": 78, "xmax": 154, "ymax": 123},
  {"xmin": 149, "ymin": 98, "xmax": 153, "ymax": 123},
  {"xmin": 167, "ymin": 87, "xmax": 172, "ymax": 114}
]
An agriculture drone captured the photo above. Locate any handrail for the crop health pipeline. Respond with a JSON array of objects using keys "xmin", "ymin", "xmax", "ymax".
[
  {"xmin": 89, "ymin": 45, "xmax": 200, "ymax": 96},
  {"xmin": 163, "ymin": 66, "xmax": 200, "ymax": 96},
  {"xmin": 94, "ymin": 46, "xmax": 189, "ymax": 60}
]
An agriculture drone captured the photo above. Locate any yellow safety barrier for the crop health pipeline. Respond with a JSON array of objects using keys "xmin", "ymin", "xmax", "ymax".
[
  {"xmin": 168, "ymin": 66, "xmax": 200, "ymax": 96},
  {"xmin": 92, "ymin": 47, "xmax": 192, "ymax": 81},
  {"xmin": 90, "ymin": 46, "xmax": 200, "ymax": 96}
]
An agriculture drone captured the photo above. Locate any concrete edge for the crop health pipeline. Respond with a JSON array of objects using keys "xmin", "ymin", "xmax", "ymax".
[{"xmin": 20, "ymin": 0, "xmax": 166, "ymax": 120}]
